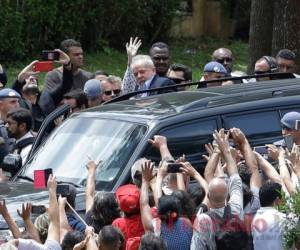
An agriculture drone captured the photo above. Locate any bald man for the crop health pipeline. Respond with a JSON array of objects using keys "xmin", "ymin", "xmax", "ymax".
[
  {"xmin": 212, "ymin": 48, "xmax": 235, "ymax": 73},
  {"xmin": 191, "ymin": 129, "xmax": 244, "ymax": 250}
]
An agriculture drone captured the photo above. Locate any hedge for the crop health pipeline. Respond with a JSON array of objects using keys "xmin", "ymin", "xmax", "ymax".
[{"xmin": 0, "ymin": 0, "xmax": 180, "ymax": 61}]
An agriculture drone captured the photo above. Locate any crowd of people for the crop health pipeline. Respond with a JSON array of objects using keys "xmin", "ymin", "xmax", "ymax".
[
  {"xmin": 2, "ymin": 111, "xmax": 300, "ymax": 250},
  {"xmin": 0, "ymin": 36, "xmax": 299, "ymax": 250}
]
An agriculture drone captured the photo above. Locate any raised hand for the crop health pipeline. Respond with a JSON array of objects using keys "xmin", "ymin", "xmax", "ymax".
[
  {"xmin": 126, "ymin": 37, "xmax": 142, "ymax": 65},
  {"xmin": 47, "ymin": 174, "xmax": 57, "ymax": 192},
  {"xmin": 17, "ymin": 60, "xmax": 39, "ymax": 82},
  {"xmin": 213, "ymin": 129, "xmax": 230, "ymax": 155},
  {"xmin": 141, "ymin": 160, "xmax": 154, "ymax": 183},
  {"xmin": 230, "ymin": 127, "xmax": 247, "ymax": 149},
  {"xmin": 180, "ymin": 162, "xmax": 197, "ymax": 178},
  {"xmin": 17, "ymin": 203, "xmax": 32, "ymax": 221},
  {"xmin": 54, "ymin": 49, "xmax": 71, "ymax": 66},
  {"xmin": 86, "ymin": 157, "xmax": 102, "ymax": 172},
  {"xmin": 73, "ymin": 235, "xmax": 90, "ymax": 250},
  {"xmin": 148, "ymin": 135, "xmax": 167, "ymax": 150}
]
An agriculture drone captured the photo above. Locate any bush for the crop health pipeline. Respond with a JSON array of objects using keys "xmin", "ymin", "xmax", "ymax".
[{"xmin": 0, "ymin": 0, "xmax": 180, "ymax": 62}]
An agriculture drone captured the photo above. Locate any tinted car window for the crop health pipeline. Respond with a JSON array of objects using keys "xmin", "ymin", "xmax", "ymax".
[
  {"xmin": 20, "ymin": 117, "xmax": 147, "ymax": 191},
  {"xmin": 144, "ymin": 119, "xmax": 218, "ymax": 172},
  {"xmin": 222, "ymin": 111, "xmax": 282, "ymax": 145}
]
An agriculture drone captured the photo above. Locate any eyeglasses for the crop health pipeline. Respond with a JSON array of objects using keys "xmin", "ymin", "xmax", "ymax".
[
  {"xmin": 216, "ymin": 57, "xmax": 233, "ymax": 64},
  {"xmin": 104, "ymin": 89, "xmax": 121, "ymax": 96},
  {"xmin": 169, "ymin": 78, "xmax": 185, "ymax": 84}
]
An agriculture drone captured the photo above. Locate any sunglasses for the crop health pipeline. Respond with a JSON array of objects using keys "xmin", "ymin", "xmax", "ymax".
[
  {"xmin": 104, "ymin": 89, "xmax": 121, "ymax": 96},
  {"xmin": 169, "ymin": 78, "xmax": 185, "ymax": 84},
  {"xmin": 216, "ymin": 57, "xmax": 233, "ymax": 64}
]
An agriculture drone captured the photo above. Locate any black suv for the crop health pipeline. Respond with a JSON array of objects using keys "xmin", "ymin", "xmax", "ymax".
[{"xmin": 1, "ymin": 78, "xmax": 300, "ymax": 240}]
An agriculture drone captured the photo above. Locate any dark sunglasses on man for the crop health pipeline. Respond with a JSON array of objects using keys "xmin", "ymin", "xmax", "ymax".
[
  {"xmin": 254, "ymin": 70, "xmax": 271, "ymax": 75},
  {"xmin": 104, "ymin": 89, "xmax": 121, "ymax": 96},
  {"xmin": 216, "ymin": 57, "xmax": 233, "ymax": 64},
  {"xmin": 169, "ymin": 78, "xmax": 185, "ymax": 84}
]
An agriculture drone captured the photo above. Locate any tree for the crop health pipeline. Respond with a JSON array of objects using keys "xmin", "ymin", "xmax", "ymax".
[
  {"xmin": 247, "ymin": 0, "xmax": 274, "ymax": 74},
  {"xmin": 249, "ymin": 0, "xmax": 300, "ymax": 73}
]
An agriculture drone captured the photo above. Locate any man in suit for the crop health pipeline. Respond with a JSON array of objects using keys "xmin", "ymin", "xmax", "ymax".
[{"xmin": 131, "ymin": 55, "xmax": 175, "ymax": 97}]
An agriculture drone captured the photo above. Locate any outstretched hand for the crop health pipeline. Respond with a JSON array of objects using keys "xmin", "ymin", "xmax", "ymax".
[
  {"xmin": 148, "ymin": 135, "xmax": 167, "ymax": 150},
  {"xmin": 141, "ymin": 160, "xmax": 154, "ymax": 183},
  {"xmin": 230, "ymin": 127, "xmax": 247, "ymax": 149},
  {"xmin": 126, "ymin": 37, "xmax": 142, "ymax": 65},
  {"xmin": 213, "ymin": 129, "xmax": 230, "ymax": 155},
  {"xmin": 17, "ymin": 203, "xmax": 32, "ymax": 221}
]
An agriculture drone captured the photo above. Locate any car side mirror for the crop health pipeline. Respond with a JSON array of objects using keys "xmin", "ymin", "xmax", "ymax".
[{"xmin": 1, "ymin": 154, "xmax": 22, "ymax": 175}]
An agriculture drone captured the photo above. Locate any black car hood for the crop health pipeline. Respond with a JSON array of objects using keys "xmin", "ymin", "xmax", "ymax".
[{"xmin": 0, "ymin": 181, "xmax": 49, "ymax": 229}]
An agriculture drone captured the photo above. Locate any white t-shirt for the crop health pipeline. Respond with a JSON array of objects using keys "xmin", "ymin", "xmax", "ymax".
[{"xmin": 251, "ymin": 207, "xmax": 285, "ymax": 250}]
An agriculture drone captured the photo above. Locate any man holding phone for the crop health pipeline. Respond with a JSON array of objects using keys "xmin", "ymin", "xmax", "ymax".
[
  {"xmin": 275, "ymin": 111, "xmax": 300, "ymax": 148},
  {"xmin": 44, "ymin": 39, "xmax": 93, "ymax": 91}
]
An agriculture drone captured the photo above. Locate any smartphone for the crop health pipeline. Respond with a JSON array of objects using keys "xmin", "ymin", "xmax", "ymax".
[
  {"xmin": 42, "ymin": 50, "xmax": 60, "ymax": 61},
  {"xmin": 31, "ymin": 205, "xmax": 46, "ymax": 214},
  {"xmin": 254, "ymin": 146, "xmax": 268, "ymax": 155},
  {"xmin": 284, "ymin": 135, "xmax": 294, "ymax": 151},
  {"xmin": 167, "ymin": 163, "xmax": 182, "ymax": 173},
  {"xmin": 34, "ymin": 168, "xmax": 53, "ymax": 189},
  {"xmin": 56, "ymin": 184, "xmax": 70, "ymax": 197},
  {"xmin": 33, "ymin": 61, "xmax": 53, "ymax": 72}
]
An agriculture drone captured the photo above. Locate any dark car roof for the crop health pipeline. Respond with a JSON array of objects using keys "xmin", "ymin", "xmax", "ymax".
[{"xmin": 82, "ymin": 78, "xmax": 300, "ymax": 121}]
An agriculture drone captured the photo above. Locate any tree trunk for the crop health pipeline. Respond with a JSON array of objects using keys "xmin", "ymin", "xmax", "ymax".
[
  {"xmin": 247, "ymin": 0, "xmax": 274, "ymax": 74},
  {"xmin": 284, "ymin": 0, "xmax": 300, "ymax": 73},
  {"xmin": 272, "ymin": 0, "xmax": 287, "ymax": 55}
]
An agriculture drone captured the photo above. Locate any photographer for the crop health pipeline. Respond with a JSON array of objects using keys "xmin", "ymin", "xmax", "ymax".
[{"xmin": 13, "ymin": 49, "xmax": 73, "ymax": 131}]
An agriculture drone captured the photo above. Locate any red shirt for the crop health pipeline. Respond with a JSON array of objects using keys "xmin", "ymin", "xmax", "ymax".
[{"xmin": 112, "ymin": 214, "xmax": 145, "ymax": 243}]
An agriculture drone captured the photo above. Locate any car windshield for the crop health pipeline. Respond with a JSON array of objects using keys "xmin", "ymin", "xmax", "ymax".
[{"xmin": 20, "ymin": 117, "xmax": 147, "ymax": 191}]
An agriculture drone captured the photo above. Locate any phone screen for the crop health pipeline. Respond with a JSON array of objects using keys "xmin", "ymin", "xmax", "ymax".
[
  {"xmin": 42, "ymin": 50, "xmax": 60, "ymax": 61},
  {"xmin": 56, "ymin": 184, "xmax": 70, "ymax": 197},
  {"xmin": 167, "ymin": 163, "xmax": 181, "ymax": 173}
]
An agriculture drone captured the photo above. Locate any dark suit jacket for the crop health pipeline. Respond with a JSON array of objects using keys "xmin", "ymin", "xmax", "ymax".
[{"xmin": 148, "ymin": 74, "xmax": 175, "ymax": 96}]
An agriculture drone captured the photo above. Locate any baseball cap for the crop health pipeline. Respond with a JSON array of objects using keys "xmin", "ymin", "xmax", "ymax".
[
  {"xmin": 84, "ymin": 79, "xmax": 101, "ymax": 98},
  {"xmin": 203, "ymin": 61, "xmax": 227, "ymax": 74},
  {"xmin": 0, "ymin": 88, "xmax": 21, "ymax": 99},
  {"xmin": 280, "ymin": 111, "xmax": 300, "ymax": 129},
  {"xmin": 115, "ymin": 184, "xmax": 140, "ymax": 213}
]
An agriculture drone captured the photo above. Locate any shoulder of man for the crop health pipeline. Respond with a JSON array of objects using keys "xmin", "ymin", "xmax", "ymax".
[{"xmin": 78, "ymin": 69, "xmax": 93, "ymax": 78}]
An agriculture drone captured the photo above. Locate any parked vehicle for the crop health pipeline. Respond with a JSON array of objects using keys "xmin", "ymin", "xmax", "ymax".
[{"xmin": 1, "ymin": 77, "xmax": 300, "ymax": 241}]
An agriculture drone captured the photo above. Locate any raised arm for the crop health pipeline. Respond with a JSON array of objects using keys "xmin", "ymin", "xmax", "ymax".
[
  {"xmin": 85, "ymin": 160, "xmax": 100, "ymax": 213},
  {"xmin": 148, "ymin": 135, "xmax": 174, "ymax": 162},
  {"xmin": 122, "ymin": 37, "xmax": 141, "ymax": 94},
  {"xmin": 278, "ymin": 148, "xmax": 295, "ymax": 195},
  {"xmin": 140, "ymin": 161, "xmax": 154, "ymax": 232},
  {"xmin": 180, "ymin": 162, "xmax": 209, "ymax": 206},
  {"xmin": 154, "ymin": 161, "xmax": 168, "ymax": 207},
  {"xmin": 0, "ymin": 200, "xmax": 22, "ymax": 239},
  {"xmin": 47, "ymin": 175, "xmax": 60, "ymax": 243},
  {"xmin": 17, "ymin": 203, "xmax": 41, "ymax": 242},
  {"xmin": 204, "ymin": 144, "xmax": 221, "ymax": 183},
  {"xmin": 58, "ymin": 196, "xmax": 72, "ymax": 243},
  {"xmin": 231, "ymin": 128, "xmax": 261, "ymax": 189},
  {"xmin": 254, "ymin": 152, "xmax": 281, "ymax": 184}
]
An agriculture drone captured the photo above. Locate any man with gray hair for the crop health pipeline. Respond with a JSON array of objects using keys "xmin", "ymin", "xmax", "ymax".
[
  {"xmin": 122, "ymin": 37, "xmax": 174, "ymax": 96},
  {"xmin": 130, "ymin": 55, "xmax": 174, "ymax": 97}
]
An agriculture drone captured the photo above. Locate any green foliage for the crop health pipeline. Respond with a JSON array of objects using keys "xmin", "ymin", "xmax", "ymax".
[
  {"xmin": 0, "ymin": 0, "xmax": 180, "ymax": 62},
  {"xmin": 278, "ymin": 190, "xmax": 300, "ymax": 249}
]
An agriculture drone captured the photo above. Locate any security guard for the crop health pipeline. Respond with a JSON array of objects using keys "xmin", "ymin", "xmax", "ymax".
[{"xmin": 0, "ymin": 88, "xmax": 21, "ymax": 164}]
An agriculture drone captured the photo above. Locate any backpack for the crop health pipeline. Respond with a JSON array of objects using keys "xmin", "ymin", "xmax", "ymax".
[{"xmin": 206, "ymin": 206, "xmax": 249, "ymax": 250}]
